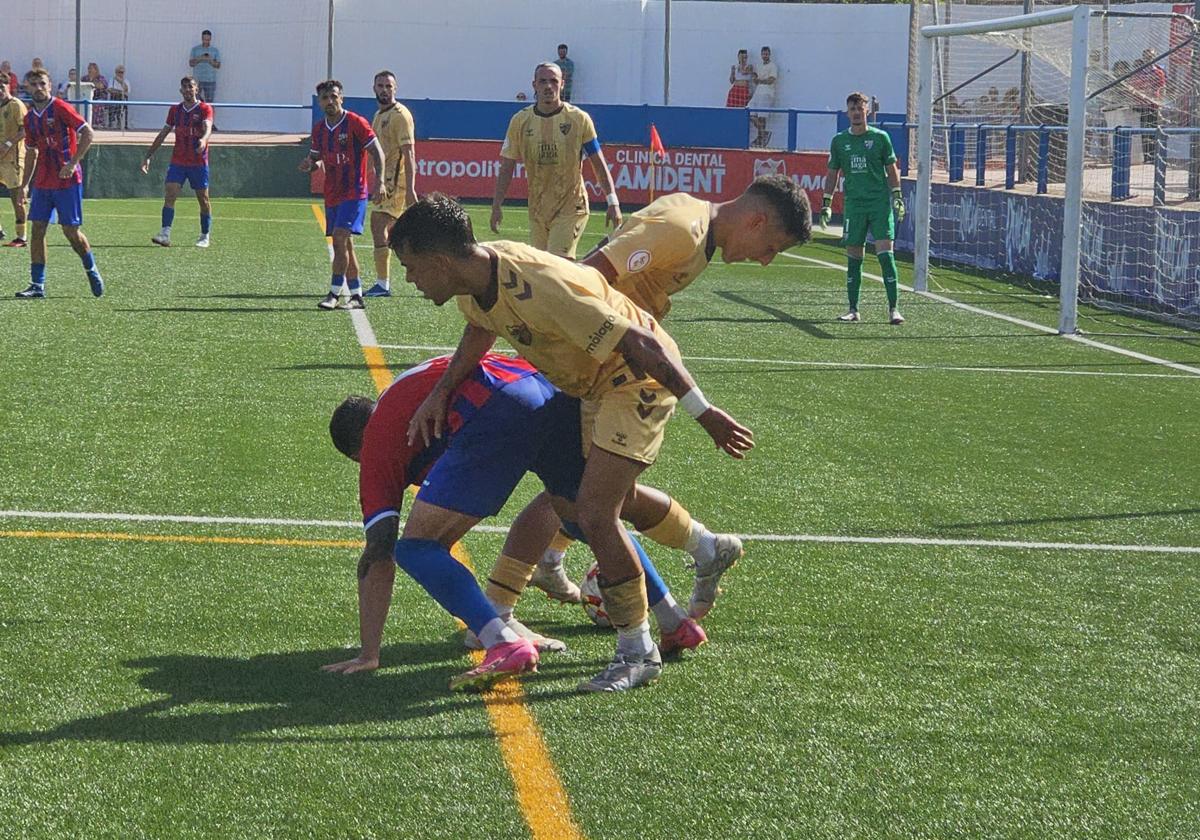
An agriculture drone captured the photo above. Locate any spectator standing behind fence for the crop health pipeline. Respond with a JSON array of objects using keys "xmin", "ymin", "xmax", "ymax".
[
  {"xmin": 108, "ymin": 66, "xmax": 130, "ymax": 129},
  {"xmin": 748, "ymin": 46, "xmax": 777, "ymax": 148},
  {"xmin": 726, "ymin": 49, "xmax": 753, "ymax": 108},
  {"xmin": 555, "ymin": 44, "xmax": 575, "ymax": 102},
  {"xmin": 1131, "ymin": 48, "xmax": 1166, "ymax": 164},
  {"xmin": 84, "ymin": 63, "xmax": 108, "ymax": 127},
  {"xmin": 190, "ymin": 30, "xmax": 221, "ymax": 103},
  {"xmin": 56, "ymin": 69, "xmax": 78, "ymax": 99}
]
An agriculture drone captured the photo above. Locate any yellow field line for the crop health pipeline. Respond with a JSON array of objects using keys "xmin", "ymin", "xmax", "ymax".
[
  {"xmin": 0, "ymin": 529, "xmax": 361, "ymax": 549},
  {"xmin": 317, "ymin": 204, "xmax": 584, "ymax": 840}
]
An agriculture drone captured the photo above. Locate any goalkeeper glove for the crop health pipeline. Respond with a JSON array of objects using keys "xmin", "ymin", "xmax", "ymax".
[
  {"xmin": 819, "ymin": 194, "xmax": 832, "ymax": 230},
  {"xmin": 892, "ymin": 188, "xmax": 906, "ymax": 224}
]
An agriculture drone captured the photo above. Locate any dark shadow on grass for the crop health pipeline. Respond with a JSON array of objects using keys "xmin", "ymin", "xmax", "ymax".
[
  {"xmin": 0, "ymin": 640, "xmax": 510, "ymax": 747},
  {"xmin": 708, "ymin": 291, "xmax": 834, "ymax": 338},
  {"xmin": 116, "ymin": 306, "xmax": 305, "ymax": 314},
  {"xmin": 182, "ymin": 293, "xmax": 319, "ymax": 301},
  {"xmin": 941, "ymin": 507, "xmax": 1200, "ymax": 531}
]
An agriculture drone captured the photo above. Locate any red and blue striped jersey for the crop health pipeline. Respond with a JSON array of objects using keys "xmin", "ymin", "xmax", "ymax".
[
  {"xmin": 310, "ymin": 110, "xmax": 376, "ymax": 204},
  {"xmin": 358, "ymin": 353, "xmax": 537, "ymax": 529},
  {"xmin": 23, "ymin": 98, "xmax": 86, "ymax": 190},
  {"xmin": 166, "ymin": 101, "xmax": 213, "ymax": 167}
]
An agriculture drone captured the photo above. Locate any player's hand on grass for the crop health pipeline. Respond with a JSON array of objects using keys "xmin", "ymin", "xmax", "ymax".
[
  {"xmin": 490, "ymin": 205, "xmax": 503, "ymax": 233},
  {"xmin": 408, "ymin": 390, "xmax": 450, "ymax": 446},
  {"xmin": 892, "ymin": 189, "xmax": 906, "ymax": 223},
  {"xmin": 320, "ymin": 655, "xmax": 379, "ymax": 674},
  {"xmin": 697, "ymin": 407, "xmax": 754, "ymax": 459}
]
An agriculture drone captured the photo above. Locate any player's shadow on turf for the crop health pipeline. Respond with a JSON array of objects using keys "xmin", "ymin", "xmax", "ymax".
[
  {"xmin": 692, "ymin": 291, "xmax": 834, "ymax": 339},
  {"xmin": 184, "ymin": 293, "xmax": 317, "ymax": 301},
  {"xmin": 0, "ymin": 641, "xmax": 504, "ymax": 747},
  {"xmin": 118, "ymin": 306, "xmax": 305, "ymax": 314},
  {"xmin": 941, "ymin": 507, "xmax": 1200, "ymax": 530}
]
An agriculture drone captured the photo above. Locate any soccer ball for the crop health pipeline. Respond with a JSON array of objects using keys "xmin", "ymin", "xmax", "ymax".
[{"xmin": 579, "ymin": 561, "xmax": 611, "ymax": 628}]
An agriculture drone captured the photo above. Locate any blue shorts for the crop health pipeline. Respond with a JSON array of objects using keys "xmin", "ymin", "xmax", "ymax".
[
  {"xmin": 417, "ymin": 375, "xmax": 585, "ymax": 518},
  {"xmin": 166, "ymin": 163, "xmax": 210, "ymax": 191},
  {"xmin": 29, "ymin": 183, "xmax": 83, "ymax": 226},
  {"xmin": 325, "ymin": 198, "xmax": 367, "ymax": 236}
]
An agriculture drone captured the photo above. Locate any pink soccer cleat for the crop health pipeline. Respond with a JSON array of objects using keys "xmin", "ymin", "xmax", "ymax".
[
  {"xmin": 449, "ymin": 638, "xmax": 539, "ymax": 692},
  {"xmin": 659, "ymin": 617, "xmax": 708, "ymax": 657}
]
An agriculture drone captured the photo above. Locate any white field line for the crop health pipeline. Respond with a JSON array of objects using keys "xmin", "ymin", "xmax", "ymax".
[
  {"xmin": 350, "ymin": 308, "xmax": 378, "ymax": 349},
  {"xmin": 782, "ymin": 252, "xmax": 1200, "ymax": 377},
  {"xmin": 374, "ymin": 343, "xmax": 1190, "ymax": 381},
  {"xmin": 2, "ymin": 510, "xmax": 1197, "ymax": 555}
]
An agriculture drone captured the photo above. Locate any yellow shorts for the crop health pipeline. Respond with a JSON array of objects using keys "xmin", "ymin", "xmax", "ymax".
[
  {"xmin": 372, "ymin": 183, "xmax": 410, "ymax": 219},
  {"xmin": 581, "ymin": 375, "xmax": 678, "ymax": 465},
  {"xmin": 531, "ymin": 202, "xmax": 589, "ymax": 259},
  {"xmin": 0, "ymin": 157, "xmax": 22, "ymax": 189}
]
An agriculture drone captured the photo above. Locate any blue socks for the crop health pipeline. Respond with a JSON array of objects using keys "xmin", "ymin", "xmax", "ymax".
[
  {"xmin": 393, "ymin": 538, "xmax": 499, "ymax": 635},
  {"xmin": 200, "ymin": 213, "xmax": 211, "ymax": 235},
  {"xmin": 329, "ymin": 273, "xmax": 345, "ymax": 296},
  {"xmin": 81, "ymin": 251, "xmax": 98, "ymax": 275},
  {"xmin": 629, "ymin": 532, "xmax": 667, "ymax": 608},
  {"xmin": 31, "ymin": 263, "xmax": 46, "ymax": 286},
  {"xmin": 161, "ymin": 206, "xmax": 175, "ymax": 229},
  {"xmin": 347, "ymin": 277, "xmax": 362, "ymax": 295}
]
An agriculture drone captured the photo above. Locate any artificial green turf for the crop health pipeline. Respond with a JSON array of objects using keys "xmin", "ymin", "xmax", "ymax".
[{"xmin": 1, "ymin": 199, "xmax": 1198, "ymax": 839}]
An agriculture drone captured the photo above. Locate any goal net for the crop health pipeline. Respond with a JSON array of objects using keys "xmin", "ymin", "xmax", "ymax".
[{"xmin": 910, "ymin": 4, "xmax": 1200, "ymax": 331}]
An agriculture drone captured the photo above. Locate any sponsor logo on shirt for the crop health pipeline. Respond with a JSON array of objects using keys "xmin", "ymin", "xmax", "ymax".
[
  {"xmin": 585, "ymin": 314, "xmax": 617, "ymax": 354},
  {"xmin": 627, "ymin": 250, "xmax": 651, "ymax": 272}
]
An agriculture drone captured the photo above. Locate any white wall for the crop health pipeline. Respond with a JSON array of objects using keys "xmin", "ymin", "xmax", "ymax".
[{"xmin": 2, "ymin": 0, "xmax": 909, "ymax": 135}]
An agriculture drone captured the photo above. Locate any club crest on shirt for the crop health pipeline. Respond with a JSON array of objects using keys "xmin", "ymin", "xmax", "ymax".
[
  {"xmin": 506, "ymin": 323, "xmax": 533, "ymax": 346},
  {"xmin": 627, "ymin": 250, "xmax": 651, "ymax": 272},
  {"xmin": 865, "ymin": 140, "xmax": 875, "ymax": 149},
  {"xmin": 559, "ymin": 123, "xmax": 571, "ymax": 136},
  {"xmin": 337, "ymin": 133, "xmax": 348, "ymax": 146}
]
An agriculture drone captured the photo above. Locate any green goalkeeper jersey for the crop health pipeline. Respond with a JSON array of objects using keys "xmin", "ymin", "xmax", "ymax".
[{"xmin": 827, "ymin": 126, "xmax": 897, "ymax": 209}]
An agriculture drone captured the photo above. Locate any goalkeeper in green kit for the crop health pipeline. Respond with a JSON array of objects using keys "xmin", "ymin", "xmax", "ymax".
[{"xmin": 820, "ymin": 92, "xmax": 906, "ymax": 325}]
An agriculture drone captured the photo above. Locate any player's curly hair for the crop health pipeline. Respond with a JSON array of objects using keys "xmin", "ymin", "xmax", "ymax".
[
  {"xmin": 388, "ymin": 193, "xmax": 476, "ymax": 257},
  {"xmin": 330, "ymin": 395, "xmax": 375, "ymax": 459},
  {"xmin": 746, "ymin": 174, "xmax": 813, "ymax": 245},
  {"xmin": 316, "ymin": 79, "xmax": 343, "ymax": 96},
  {"xmin": 24, "ymin": 68, "xmax": 50, "ymax": 84}
]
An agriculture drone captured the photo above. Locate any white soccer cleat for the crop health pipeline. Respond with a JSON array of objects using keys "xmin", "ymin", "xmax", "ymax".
[
  {"xmin": 837, "ymin": 309, "xmax": 860, "ymax": 322},
  {"xmin": 463, "ymin": 618, "xmax": 567, "ymax": 653},
  {"xmin": 889, "ymin": 307, "xmax": 905, "ymax": 325},
  {"xmin": 530, "ymin": 562, "xmax": 582, "ymax": 604},
  {"xmin": 578, "ymin": 646, "xmax": 663, "ymax": 693},
  {"xmin": 151, "ymin": 230, "xmax": 171, "ymax": 247},
  {"xmin": 317, "ymin": 293, "xmax": 342, "ymax": 310},
  {"xmin": 688, "ymin": 533, "xmax": 744, "ymax": 620},
  {"xmin": 195, "ymin": 234, "xmax": 210, "ymax": 248}
]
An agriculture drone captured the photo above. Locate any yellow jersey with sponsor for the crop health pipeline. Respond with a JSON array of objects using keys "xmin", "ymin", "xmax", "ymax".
[
  {"xmin": 598, "ymin": 193, "xmax": 713, "ymax": 320},
  {"xmin": 371, "ymin": 102, "xmax": 415, "ymax": 187},
  {"xmin": 456, "ymin": 241, "xmax": 678, "ymax": 401},
  {"xmin": 0, "ymin": 97, "xmax": 27, "ymax": 145},
  {"xmin": 501, "ymin": 103, "xmax": 596, "ymax": 223}
]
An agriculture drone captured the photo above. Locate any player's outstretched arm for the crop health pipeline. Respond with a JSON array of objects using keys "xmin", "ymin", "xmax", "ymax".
[
  {"xmin": 140, "ymin": 124, "xmax": 173, "ymax": 173},
  {"xmin": 615, "ymin": 326, "xmax": 754, "ymax": 459},
  {"xmin": 586, "ymin": 150, "xmax": 622, "ymax": 229},
  {"xmin": 321, "ymin": 517, "xmax": 399, "ymax": 674},
  {"xmin": 491, "ymin": 158, "xmax": 517, "ymax": 232},
  {"xmin": 407, "ymin": 323, "xmax": 497, "ymax": 446}
]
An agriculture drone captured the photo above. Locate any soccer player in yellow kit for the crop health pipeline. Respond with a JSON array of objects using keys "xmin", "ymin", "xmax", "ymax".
[
  {"xmin": 525, "ymin": 174, "xmax": 813, "ymax": 617},
  {"xmin": 491, "ymin": 62, "xmax": 620, "ymax": 259},
  {"xmin": 364, "ymin": 70, "xmax": 417, "ymax": 298},
  {"xmin": 0, "ymin": 73, "xmax": 28, "ymax": 247},
  {"xmin": 392, "ymin": 194, "xmax": 753, "ymax": 692}
]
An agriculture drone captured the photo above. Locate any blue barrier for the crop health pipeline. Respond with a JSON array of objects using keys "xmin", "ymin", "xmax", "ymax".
[
  {"xmin": 1005, "ymin": 126, "xmax": 1017, "ymax": 190},
  {"xmin": 1112, "ymin": 128, "xmax": 1132, "ymax": 200},
  {"xmin": 949, "ymin": 125, "xmax": 966, "ymax": 183},
  {"xmin": 1037, "ymin": 129, "xmax": 1050, "ymax": 195}
]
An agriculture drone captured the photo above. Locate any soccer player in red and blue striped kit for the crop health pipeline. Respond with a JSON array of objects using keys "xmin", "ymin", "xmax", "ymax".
[
  {"xmin": 15, "ymin": 69, "xmax": 103, "ymax": 299},
  {"xmin": 325, "ymin": 353, "xmax": 704, "ymax": 691},
  {"xmin": 299, "ymin": 79, "xmax": 385, "ymax": 311},
  {"xmin": 141, "ymin": 77, "xmax": 214, "ymax": 248}
]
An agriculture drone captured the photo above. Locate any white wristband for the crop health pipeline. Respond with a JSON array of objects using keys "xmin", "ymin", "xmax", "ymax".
[
  {"xmin": 605, "ymin": 192, "xmax": 619, "ymax": 208},
  {"xmin": 679, "ymin": 387, "xmax": 711, "ymax": 419}
]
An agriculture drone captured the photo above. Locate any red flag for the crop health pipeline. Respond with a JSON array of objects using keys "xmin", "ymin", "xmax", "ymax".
[{"xmin": 649, "ymin": 124, "xmax": 666, "ymax": 161}]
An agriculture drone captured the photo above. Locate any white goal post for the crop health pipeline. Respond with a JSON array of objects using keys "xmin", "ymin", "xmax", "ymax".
[{"xmin": 914, "ymin": 5, "xmax": 1091, "ymax": 334}]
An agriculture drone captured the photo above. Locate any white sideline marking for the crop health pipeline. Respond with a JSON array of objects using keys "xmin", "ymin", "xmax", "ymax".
[
  {"xmin": 783, "ymin": 252, "xmax": 1200, "ymax": 378},
  {"xmin": 2, "ymin": 510, "xmax": 1197, "ymax": 555},
  {"xmin": 350, "ymin": 308, "xmax": 378, "ymax": 349},
  {"xmin": 374, "ymin": 343, "xmax": 1190, "ymax": 381}
]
